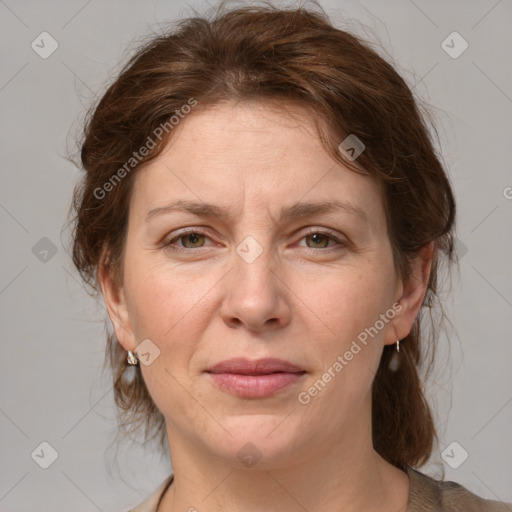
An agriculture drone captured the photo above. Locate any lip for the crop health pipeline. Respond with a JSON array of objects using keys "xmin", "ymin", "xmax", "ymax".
[
  {"xmin": 207, "ymin": 357, "xmax": 304, "ymax": 375},
  {"xmin": 205, "ymin": 358, "xmax": 306, "ymax": 398}
]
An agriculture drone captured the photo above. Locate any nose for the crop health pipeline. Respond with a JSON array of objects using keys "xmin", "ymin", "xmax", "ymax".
[{"xmin": 220, "ymin": 245, "xmax": 292, "ymax": 332}]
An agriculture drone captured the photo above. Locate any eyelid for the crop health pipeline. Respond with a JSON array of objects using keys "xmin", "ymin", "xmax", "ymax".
[
  {"xmin": 163, "ymin": 226, "xmax": 348, "ymax": 251},
  {"xmin": 296, "ymin": 228, "xmax": 347, "ymax": 249},
  {"xmin": 163, "ymin": 227, "xmax": 217, "ymax": 248}
]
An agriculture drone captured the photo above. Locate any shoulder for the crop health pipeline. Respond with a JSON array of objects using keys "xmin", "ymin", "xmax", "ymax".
[
  {"xmin": 406, "ymin": 465, "xmax": 512, "ymax": 512},
  {"xmin": 125, "ymin": 474, "xmax": 174, "ymax": 512},
  {"xmin": 124, "ymin": 469, "xmax": 512, "ymax": 512}
]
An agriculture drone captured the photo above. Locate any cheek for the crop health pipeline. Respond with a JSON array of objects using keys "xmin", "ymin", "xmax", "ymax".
[
  {"xmin": 291, "ymin": 264, "xmax": 393, "ymax": 342},
  {"xmin": 124, "ymin": 257, "xmax": 220, "ymax": 428},
  {"xmin": 124, "ymin": 241, "xmax": 394, "ymax": 414},
  {"xmin": 124, "ymin": 251, "xmax": 217, "ymax": 341},
  {"xmin": 294, "ymin": 275, "xmax": 388, "ymax": 426},
  {"xmin": 291, "ymin": 265, "xmax": 393, "ymax": 402}
]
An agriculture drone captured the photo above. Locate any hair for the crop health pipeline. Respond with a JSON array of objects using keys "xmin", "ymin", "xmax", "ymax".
[{"xmin": 67, "ymin": 0, "xmax": 457, "ymax": 472}]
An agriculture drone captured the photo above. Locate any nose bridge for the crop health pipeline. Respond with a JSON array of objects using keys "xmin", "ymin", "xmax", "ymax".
[
  {"xmin": 220, "ymin": 231, "xmax": 290, "ymax": 330},
  {"xmin": 231, "ymin": 202, "xmax": 276, "ymax": 275},
  {"xmin": 232, "ymin": 233, "xmax": 277, "ymax": 298}
]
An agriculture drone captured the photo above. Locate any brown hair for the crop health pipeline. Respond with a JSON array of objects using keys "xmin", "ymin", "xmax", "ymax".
[{"xmin": 68, "ymin": 0, "xmax": 456, "ymax": 471}]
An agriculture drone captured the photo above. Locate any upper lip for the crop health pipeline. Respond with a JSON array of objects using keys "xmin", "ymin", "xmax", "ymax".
[{"xmin": 206, "ymin": 358, "xmax": 305, "ymax": 375}]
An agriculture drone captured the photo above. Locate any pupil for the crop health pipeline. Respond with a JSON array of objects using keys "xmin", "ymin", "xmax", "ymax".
[{"xmin": 310, "ymin": 233, "xmax": 326, "ymax": 247}]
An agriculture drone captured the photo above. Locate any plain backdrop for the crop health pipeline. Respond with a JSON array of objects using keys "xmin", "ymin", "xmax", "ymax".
[{"xmin": 1, "ymin": 0, "xmax": 511, "ymax": 510}]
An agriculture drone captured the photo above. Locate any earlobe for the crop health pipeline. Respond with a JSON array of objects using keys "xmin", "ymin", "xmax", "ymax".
[
  {"xmin": 97, "ymin": 256, "xmax": 136, "ymax": 352},
  {"xmin": 387, "ymin": 241, "xmax": 435, "ymax": 345}
]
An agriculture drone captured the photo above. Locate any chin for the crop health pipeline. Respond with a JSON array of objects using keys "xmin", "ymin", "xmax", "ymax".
[{"xmin": 205, "ymin": 414, "xmax": 307, "ymax": 469}]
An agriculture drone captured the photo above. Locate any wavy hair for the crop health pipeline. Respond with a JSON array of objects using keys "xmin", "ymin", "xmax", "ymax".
[{"xmin": 67, "ymin": 0, "xmax": 457, "ymax": 471}]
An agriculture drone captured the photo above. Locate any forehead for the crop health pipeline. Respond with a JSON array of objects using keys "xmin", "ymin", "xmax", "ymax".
[
  {"xmin": 129, "ymin": 101, "xmax": 385, "ymax": 230},
  {"xmin": 160, "ymin": 100, "xmax": 324, "ymax": 160}
]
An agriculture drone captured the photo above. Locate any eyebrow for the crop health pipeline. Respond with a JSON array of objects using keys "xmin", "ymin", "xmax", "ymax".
[{"xmin": 145, "ymin": 199, "xmax": 369, "ymax": 225}]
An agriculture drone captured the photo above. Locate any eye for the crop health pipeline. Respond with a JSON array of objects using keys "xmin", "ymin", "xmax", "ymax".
[
  {"xmin": 163, "ymin": 230, "xmax": 213, "ymax": 250},
  {"xmin": 298, "ymin": 231, "xmax": 346, "ymax": 250},
  {"xmin": 162, "ymin": 228, "xmax": 346, "ymax": 253}
]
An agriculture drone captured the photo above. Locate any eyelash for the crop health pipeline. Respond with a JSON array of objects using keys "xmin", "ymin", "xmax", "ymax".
[{"xmin": 162, "ymin": 228, "xmax": 347, "ymax": 253}]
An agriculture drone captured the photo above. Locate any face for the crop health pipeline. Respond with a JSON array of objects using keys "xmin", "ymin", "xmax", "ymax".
[{"xmin": 104, "ymin": 101, "xmax": 419, "ymax": 469}]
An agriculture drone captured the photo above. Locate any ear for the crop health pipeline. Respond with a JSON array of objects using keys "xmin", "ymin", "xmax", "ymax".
[
  {"xmin": 97, "ymin": 250, "xmax": 137, "ymax": 352},
  {"xmin": 385, "ymin": 241, "xmax": 435, "ymax": 346}
]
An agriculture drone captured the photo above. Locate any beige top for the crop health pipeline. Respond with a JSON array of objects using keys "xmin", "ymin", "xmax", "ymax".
[{"xmin": 126, "ymin": 465, "xmax": 512, "ymax": 511}]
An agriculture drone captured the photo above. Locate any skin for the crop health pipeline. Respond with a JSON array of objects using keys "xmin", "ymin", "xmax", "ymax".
[{"xmin": 100, "ymin": 100, "xmax": 434, "ymax": 512}]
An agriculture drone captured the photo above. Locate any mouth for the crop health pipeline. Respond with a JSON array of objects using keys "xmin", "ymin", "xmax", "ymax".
[{"xmin": 205, "ymin": 358, "xmax": 306, "ymax": 398}]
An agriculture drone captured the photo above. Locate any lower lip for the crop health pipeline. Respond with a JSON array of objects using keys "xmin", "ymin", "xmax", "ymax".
[{"xmin": 206, "ymin": 372, "xmax": 305, "ymax": 398}]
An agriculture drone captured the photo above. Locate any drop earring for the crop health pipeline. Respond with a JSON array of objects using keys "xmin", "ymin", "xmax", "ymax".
[{"xmin": 127, "ymin": 350, "xmax": 139, "ymax": 366}]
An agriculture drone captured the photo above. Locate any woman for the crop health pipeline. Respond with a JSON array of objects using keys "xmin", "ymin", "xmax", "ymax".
[{"xmin": 69, "ymin": 2, "xmax": 511, "ymax": 511}]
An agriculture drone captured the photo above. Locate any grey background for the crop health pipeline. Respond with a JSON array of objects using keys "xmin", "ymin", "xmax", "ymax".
[{"xmin": 1, "ymin": 0, "xmax": 511, "ymax": 510}]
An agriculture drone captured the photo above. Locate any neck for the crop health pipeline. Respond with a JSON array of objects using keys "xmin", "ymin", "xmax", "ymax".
[{"xmin": 158, "ymin": 399, "xmax": 410, "ymax": 512}]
